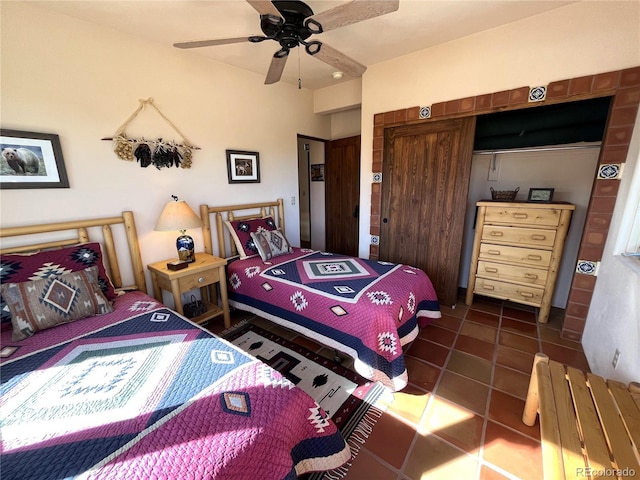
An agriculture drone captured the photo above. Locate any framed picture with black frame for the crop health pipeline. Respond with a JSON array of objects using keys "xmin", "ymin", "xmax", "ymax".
[
  {"xmin": 310, "ymin": 164, "xmax": 324, "ymax": 182},
  {"xmin": 226, "ymin": 149, "xmax": 260, "ymax": 183},
  {"xmin": 1, "ymin": 129, "xmax": 69, "ymax": 189},
  {"xmin": 527, "ymin": 187, "xmax": 555, "ymax": 203}
]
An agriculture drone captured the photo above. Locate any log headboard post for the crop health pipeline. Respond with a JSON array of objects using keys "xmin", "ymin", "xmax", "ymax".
[
  {"xmin": 0, "ymin": 211, "xmax": 147, "ymax": 293},
  {"xmin": 200, "ymin": 204, "xmax": 214, "ymax": 256}
]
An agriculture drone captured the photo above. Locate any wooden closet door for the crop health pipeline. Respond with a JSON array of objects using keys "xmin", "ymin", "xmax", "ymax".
[
  {"xmin": 325, "ymin": 136, "xmax": 361, "ymax": 256},
  {"xmin": 379, "ymin": 117, "xmax": 476, "ymax": 306}
]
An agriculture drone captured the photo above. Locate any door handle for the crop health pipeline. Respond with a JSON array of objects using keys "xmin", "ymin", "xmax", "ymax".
[{"xmin": 353, "ymin": 204, "xmax": 359, "ymax": 218}]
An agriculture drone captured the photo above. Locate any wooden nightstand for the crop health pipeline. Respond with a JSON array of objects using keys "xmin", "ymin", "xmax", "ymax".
[{"xmin": 148, "ymin": 253, "xmax": 230, "ymax": 328}]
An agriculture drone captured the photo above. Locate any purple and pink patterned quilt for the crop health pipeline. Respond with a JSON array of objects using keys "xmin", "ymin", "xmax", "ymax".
[
  {"xmin": 227, "ymin": 248, "xmax": 442, "ymax": 391},
  {"xmin": 0, "ymin": 291, "xmax": 350, "ymax": 480}
]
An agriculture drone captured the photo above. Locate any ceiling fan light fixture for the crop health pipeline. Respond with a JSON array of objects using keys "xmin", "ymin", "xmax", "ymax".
[{"xmin": 332, "ymin": 71, "xmax": 343, "ymax": 80}]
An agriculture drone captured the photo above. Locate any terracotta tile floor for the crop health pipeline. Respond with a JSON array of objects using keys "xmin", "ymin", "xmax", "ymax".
[{"xmin": 211, "ymin": 296, "xmax": 589, "ymax": 480}]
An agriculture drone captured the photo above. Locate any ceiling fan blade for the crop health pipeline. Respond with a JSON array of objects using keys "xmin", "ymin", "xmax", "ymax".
[
  {"xmin": 309, "ymin": 42, "xmax": 366, "ymax": 78},
  {"xmin": 246, "ymin": 0, "xmax": 283, "ymax": 19},
  {"xmin": 306, "ymin": 0, "xmax": 399, "ymax": 33},
  {"xmin": 174, "ymin": 37, "xmax": 252, "ymax": 49},
  {"xmin": 265, "ymin": 52, "xmax": 289, "ymax": 85}
]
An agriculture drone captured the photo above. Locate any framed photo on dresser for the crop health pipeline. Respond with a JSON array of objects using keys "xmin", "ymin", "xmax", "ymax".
[{"xmin": 527, "ymin": 187, "xmax": 554, "ymax": 203}]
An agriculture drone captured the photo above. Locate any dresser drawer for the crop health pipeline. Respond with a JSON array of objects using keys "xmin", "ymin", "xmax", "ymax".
[
  {"xmin": 477, "ymin": 261, "xmax": 548, "ymax": 287},
  {"xmin": 481, "ymin": 225, "xmax": 556, "ymax": 248},
  {"xmin": 473, "ymin": 278, "xmax": 544, "ymax": 307},
  {"xmin": 484, "ymin": 207, "xmax": 561, "ymax": 227},
  {"xmin": 478, "ymin": 243, "xmax": 552, "ymax": 268},
  {"xmin": 178, "ymin": 267, "xmax": 220, "ymax": 291}
]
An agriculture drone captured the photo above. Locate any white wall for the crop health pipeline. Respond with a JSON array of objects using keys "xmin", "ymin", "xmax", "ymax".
[
  {"xmin": 0, "ymin": 3, "xmax": 330, "ymax": 293},
  {"xmin": 330, "ymin": 109, "xmax": 362, "ymax": 139},
  {"xmin": 314, "ymin": 79, "xmax": 362, "ymax": 115},
  {"xmin": 460, "ymin": 145, "xmax": 601, "ymax": 308}
]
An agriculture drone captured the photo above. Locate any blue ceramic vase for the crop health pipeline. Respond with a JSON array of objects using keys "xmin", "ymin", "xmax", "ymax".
[{"xmin": 176, "ymin": 233, "xmax": 195, "ymax": 263}]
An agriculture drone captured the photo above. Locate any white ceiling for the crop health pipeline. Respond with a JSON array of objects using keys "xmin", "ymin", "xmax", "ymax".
[{"xmin": 30, "ymin": 0, "xmax": 575, "ymax": 90}]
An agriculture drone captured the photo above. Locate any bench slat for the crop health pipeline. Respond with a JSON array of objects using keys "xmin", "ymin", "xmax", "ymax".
[
  {"xmin": 537, "ymin": 361, "xmax": 567, "ymax": 480},
  {"xmin": 608, "ymin": 381, "xmax": 640, "ymax": 459},
  {"xmin": 567, "ymin": 367, "xmax": 616, "ymax": 479},
  {"xmin": 588, "ymin": 374, "xmax": 640, "ymax": 471},
  {"xmin": 549, "ymin": 361, "xmax": 587, "ymax": 476}
]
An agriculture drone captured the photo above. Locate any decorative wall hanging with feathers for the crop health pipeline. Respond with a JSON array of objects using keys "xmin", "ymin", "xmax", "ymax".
[{"xmin": 103, "ymin": 98, "xmax": 200, "ymax": 169}]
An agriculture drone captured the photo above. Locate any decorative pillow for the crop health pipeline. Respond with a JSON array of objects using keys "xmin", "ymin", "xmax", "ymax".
[
  {"xmin": 225, "ymin": 216, "xmax": 278, "ymax": 259},
  {"xmin": 0, "ymin": 242, "xmax": 116, "ymax": 299},
  {"xmin": 0, "ymin": 266, "xmax": 114, "ymax": 341},
  {"xmin": 250, "ymin": 229, "xmax": 293, "ymax": 262},
  {"xmin": 0, "ymin": 242, "xmax": 116, "ymax": 330}
]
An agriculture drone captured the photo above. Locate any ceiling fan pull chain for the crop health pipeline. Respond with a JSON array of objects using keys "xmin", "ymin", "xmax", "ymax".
[{"xmin": 298, "ymin": 47, "xmax": 302, "ymax": 89}]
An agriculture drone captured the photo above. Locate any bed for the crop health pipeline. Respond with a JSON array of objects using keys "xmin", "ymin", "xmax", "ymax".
[
  {"xmin": 199, "ymin": 199, "xmax": 442, "ymax": 392},
  {"xmin": 0, "ymin": 211, "xmax": 350, "ymax": 480}
]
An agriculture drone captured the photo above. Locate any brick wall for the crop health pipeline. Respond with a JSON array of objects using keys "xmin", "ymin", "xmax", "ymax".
[{"xmin": 370, "ymin": 66, "xmax": 640, "ymax": 340}]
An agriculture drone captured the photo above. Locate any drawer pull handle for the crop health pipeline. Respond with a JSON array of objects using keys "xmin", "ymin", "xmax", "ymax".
[
  {"xmin": 531, "ymin": 235, "xmax": 546, "ymax": 241},
  {"xmin": 527, "ymin": 254, "xmax": 542, "ymax": 261},
  {"xmin": 490, "ymin": 231, "xmax": 504, "ymax": 237},
  {"xmin": 482, "ymin": 285, "xmax": 495, "ymax": 291},
  {"xmin": 513, "ymin": 213, "xmax": 528, "ymax": 219},
  {"xmin": 524, "ymin": 273, "xmax": 539, "ymax": 279},
  {"xmin": 198, "ymin": 277, "xmax": 205, "ymax": 283},
  {"xmin": 519, "ymin": 291, "xmax": 535, "ymax": 298},
  {"xmin": 488, "ymin": 250, "xmax": 501, "ymax": 255},
  {"xmin": 485, "ymin": 267, "xmax": 499, "ymax": 273}
]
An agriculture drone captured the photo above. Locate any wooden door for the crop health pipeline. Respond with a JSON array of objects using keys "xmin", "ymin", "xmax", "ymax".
[
  {"xmin": 325, "ymin": 136, "xmax": 360, "ymax": 256},
  {"xmin": 379, "ymin": 117, "xmax": 476, "ymax": 306}
]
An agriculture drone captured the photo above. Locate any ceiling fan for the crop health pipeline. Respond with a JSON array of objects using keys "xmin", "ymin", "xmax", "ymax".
[{"xmin": 173, "ymin": 0, "xmax": 399, "ymax": 85}]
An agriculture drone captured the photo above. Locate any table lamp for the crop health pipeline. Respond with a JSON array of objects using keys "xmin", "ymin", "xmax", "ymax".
[{"xmin": 154, "ymin": 195, "xmax": 203, "ymax": 263}]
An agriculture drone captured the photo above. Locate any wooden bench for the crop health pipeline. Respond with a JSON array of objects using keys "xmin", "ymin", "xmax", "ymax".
[{"xmin": 522, "ymin": 353, "xmax": 640, "ymax": 479}]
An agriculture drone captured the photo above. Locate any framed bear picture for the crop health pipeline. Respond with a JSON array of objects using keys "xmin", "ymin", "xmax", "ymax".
[{"xmin": 0, "ymin": 129, "xmax": 69, "ymax": 189}]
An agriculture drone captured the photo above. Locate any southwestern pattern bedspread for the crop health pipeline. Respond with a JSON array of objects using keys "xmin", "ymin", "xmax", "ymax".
[
  {"xmin": 226, "ymin": 249, "xmax": 442, "ymax": 391},
  {"xmin": 0, "ymin": 291, "xmax": 350, "ymax": 480}
]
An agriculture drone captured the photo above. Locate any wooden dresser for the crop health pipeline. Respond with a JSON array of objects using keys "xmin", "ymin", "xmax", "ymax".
[{"xmin": 465, "ymin": 201, "xmax": 575, "ymax": 323}]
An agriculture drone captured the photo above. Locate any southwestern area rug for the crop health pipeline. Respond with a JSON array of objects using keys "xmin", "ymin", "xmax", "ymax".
[{"xmin": 224, "ymin": 321, "xmax": 389, "ymax": 479}]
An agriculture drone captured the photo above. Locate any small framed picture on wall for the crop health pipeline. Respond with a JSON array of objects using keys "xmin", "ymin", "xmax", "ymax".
[
  {"xmin": 226, "ymin": 149, "xmax": 260, "ymax": 183},
  {"xmin": 310, "ymin": 164, "xmax": 324, "ymax": 181}
]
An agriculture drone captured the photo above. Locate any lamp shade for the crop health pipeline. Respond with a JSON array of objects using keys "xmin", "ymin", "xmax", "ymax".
[
  {"xmin": 154, "ymin": 200, "xmax": 203, "ymax": 232},
  {"xmin": 155, "ymin": 198, "xmax": 203, "ymax": 263}
]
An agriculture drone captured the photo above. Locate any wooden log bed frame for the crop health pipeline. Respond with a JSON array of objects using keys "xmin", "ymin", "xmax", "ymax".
[
  {"xmin": 0, "ymin": 210, "xmax": 354, "ymax": 478},
  {"xmin": 522, "ymin": 353, "xmax": 640, "ymax": 479},
  {"xmin": 0, "ymin": 211, "xmax": 147, "ymax": 293},
  {"xmin": 199, "ymin": 198, "xmax": 285, "ymax": 258}
]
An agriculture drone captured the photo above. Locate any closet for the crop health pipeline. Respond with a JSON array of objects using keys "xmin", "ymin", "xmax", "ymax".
[{"xmin": 378, "ymin": 97, "xmax": 610, "ymax": 310}]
